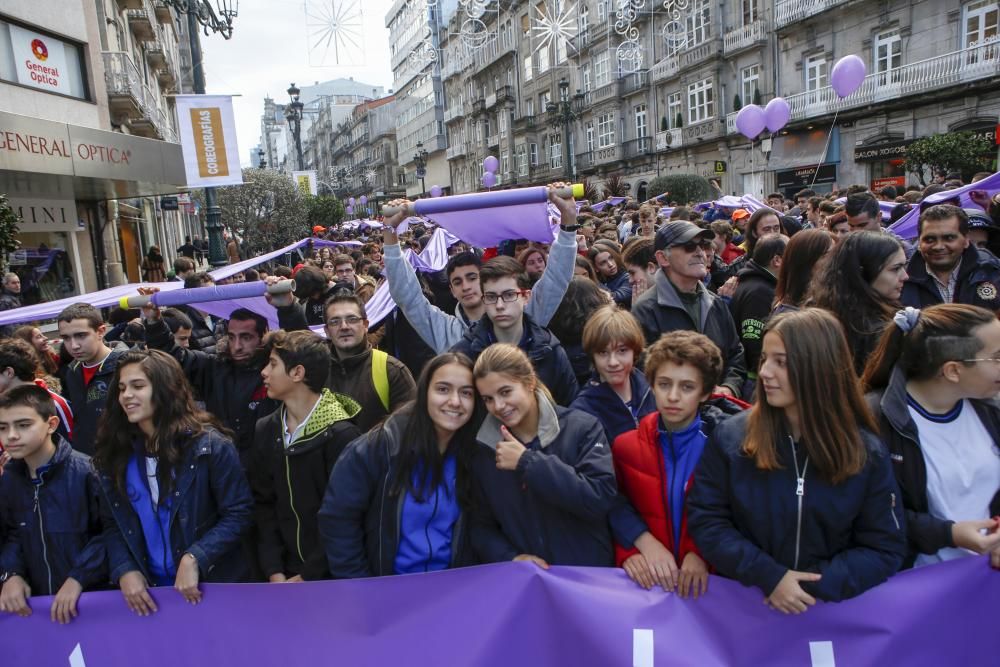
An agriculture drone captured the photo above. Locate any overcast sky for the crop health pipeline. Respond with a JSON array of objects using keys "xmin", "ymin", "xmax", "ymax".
[{"xmin": 197, "ymin": 0, "xmax": 395, "ymax": 166}]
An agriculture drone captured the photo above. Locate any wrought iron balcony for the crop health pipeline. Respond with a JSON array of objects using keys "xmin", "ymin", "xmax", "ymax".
[
  {"xmin": 775, "ymin": 0, "xmax": 850, "ymax": 28},
  {"xmin": 723, "ymin": 20, "xmax": 768, "ymax": 55},
  {"xmin": 127, "ymin": 3, "xmax": 157, "ymax": 41}
]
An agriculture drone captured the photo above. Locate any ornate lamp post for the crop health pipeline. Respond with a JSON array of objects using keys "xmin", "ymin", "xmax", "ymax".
[
  {"xmin": 546, "ymin": 78, "xmax": 585, "ymax": 181},
  {"xmin": 412, "ymin": 141, "xmax": 429, "ymax": 197},
  {"xmin": 284, "ymin": 83, "xmax": 305, "ymax": 171},
  {"xmin": 161, "ymin": 0, "xmax": 239, "ymax": 267},
  {"xmin": 257, "ymin": 147, "xmax": 266, "ymax": 169}
]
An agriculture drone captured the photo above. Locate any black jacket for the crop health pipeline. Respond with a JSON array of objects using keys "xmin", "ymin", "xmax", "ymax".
[
  {"xmin": 687, "ymin": 411, "xmax": 906, "ymax": 602},
  {"xmin": 901, "ymin": 245, "xmax": 1000, "ymax": 310},
  {"xmin": 61, "ymin": 345, "xmax": 128, "ymax": 456},
  {"xmin": 277, "ymin": 302, "xmax": 416, "ymax": 433},
  {"xmin": 570, "ymin": 368, "xmax": 656, "ymax": 445},
  {"xmin": 469, "ymin": 398, "xmax": 617, "ymax": 566},
  {"xmin": 145, "ymin": 318, "xmax": 277, "ymax": 464},
  {"xmin": 450, "ymin": 313, "xmax": 579, "ymax": 406},
  {"xmin": 632, "ymin": 270, "xmax": 746, "ymax": 394},
  {"xmin": 0, "ymin": 437, "xmax": 106, "ymax": 594},
  {"xmin": 250, "ymin": 390, "xmax": 361, "ymax": 580},
  {"xmin": 98, "ymin": 429, "xmax": 253, "ymax": 585},
  {"xmin": 317, "ymin": 414, "xmax": 477, "ymax": 577},
  {"xmin": 729, "ymin": 261, "xmax": 777, "ymax": 375},
  {"xmin": 177, "ymin": 305, "xmax": 220, "ymax": 353},
  {"xmin": 867, "ymin": 367, "xmax": 1000, "ymax": 566},
  {"xmin": 600, "ymin": 270, "xmax": 632, "ymax": 308}
]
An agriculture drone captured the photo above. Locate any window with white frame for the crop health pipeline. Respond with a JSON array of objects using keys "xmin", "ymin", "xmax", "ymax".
[
  {"xmin": 805, "ymin": 54, "xmax": 828, "ymax": 91},
  {"xmin": 634, "ymin": 104, "xmax": 648, "ymax": 139},
  {"xmin": 516, "ymin": 148, "xmax": 528, "ymax": 176},
  {"xmin": 687, "ymin": 78, "xmax": 714, "ymax": 124},
  {"xmin": 686, "ymin": 0, "xmax": 711, "ymax": 46},
  {"xmin": 499, "ymin": 113, "xmax": 508, "ymax": 136},
  {"xmin": 582, "ymin": 64, "xmax": 592, "ymax": 92},
  {"xmin": 598, "ymin": 112, "xmax": 615, "ymax": 147},
  {"xmin": 501, "ymin": 150, "xmax": 509, "ymax": 174},
  {"xmin": 594, "ymin": 53, "xmax": 610, "ymax": 87},
  {"xmin": 529, "ymin": 142, "xmax": 538, "ymax": 165},
  {"xmin": 586, "ymin": 122, "xmax": 595, "ymax": 152},
  {"xmin": 742, "ymin": 0, "xmax": 758, "ymax": 25},
  {"xmin": 874, "ymin": 29, "xmax": 902, "ymax": 83},
  {"xmin": 526, "ymin": 98, "xmax": 534, "ymax": 116},
  {"xmin": 540, "ymin": 90, "xmax": 551, "ymax": 110},
  {"xmin": 579, "ymin": 7, "xmax": 589, "ymax": 43},
  {"xmin": 524, "ymin": 55, "xmax": 533, "ymax": 81},
  {"xmin": 963, "ymin": 0, "xmax": 999, "ymax": 64},
  {"xmin": 550, "ymin": 133, "xmax": 563, "ymax": 168},
  {"xmin": 597, "ymin": 0, "xmax": 608, "ymax": 22},
  {"xmin": 664, "ymin": 93, "xmax": 681, "ymax": 129},
  {"xmin": 538, "ymin": 44, "xmax": 550, "ymax": 73},
  {"xmin": 740, "ymin": 64, "xmax": 760, "ymax": 106}
]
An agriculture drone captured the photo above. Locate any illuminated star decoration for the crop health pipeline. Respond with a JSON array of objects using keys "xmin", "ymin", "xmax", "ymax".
[
  {"xmin": 530, "ymin": 1, "xmax": 577, "ymax": 56},
  {"xmin": 305, "ymin": 0, "xmax": 363, "ymax": 66},
  {"xmin": 363, "ymin": 168, "xmax": 378, "ymax": 183}
]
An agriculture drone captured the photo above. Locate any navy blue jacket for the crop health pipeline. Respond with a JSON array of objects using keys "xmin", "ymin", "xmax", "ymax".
[
  {"xmin": 97, "ymin": 429, "xmax": 253, "ymax": 585},
  {"xmin": 600, "ymin": 270, "xmax": 633, "ymax": 308},
  {"xmin": 469, "ymin": 401, "xmax": 617, "ymax": 566},
  {"xmin": 687, "ymin": 411, "xmax": 907, "ymax": 602},
  {"xmin": 317, "ymin": 414, "xmax": 476, "ymax": 578},
  {"xmin": 0, "ymin": 437, "xmax": 106, "ymax": 594},
  {"xmin": 61, "ymin": 346, "xmax": 128, "ymax": 456},
  {"xmin": 570, "ymin": 369, "xmax": 656, "ymax": 445},
  {"xmin": 450, "ymin": 313, "xmax": 579, "ymax": 406},
  {"xmin": 902, "ymin": 245, "xmax": 1000, "ymax": 310}
]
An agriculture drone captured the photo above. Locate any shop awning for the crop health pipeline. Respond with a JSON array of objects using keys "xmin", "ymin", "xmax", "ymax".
[
  {"xmin": 767, "ymin": 127, "xmax": 840, "ymax": 171},
  {"xmin": 0, "ymin": 110, "xmax": 187, "ymax": 201}
]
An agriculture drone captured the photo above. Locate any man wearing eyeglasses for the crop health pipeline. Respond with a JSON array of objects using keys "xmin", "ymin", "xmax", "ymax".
[
  {"xmin": 631, "ymin": 221, "xmax": 747, "ymax": 398},
  {"xmin": 450, "ymin": 256, "xmax": 579, "ymax": 406}
]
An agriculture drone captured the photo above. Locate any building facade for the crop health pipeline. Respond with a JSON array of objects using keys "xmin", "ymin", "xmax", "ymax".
[
  {"xmin": 434, "ymin": 0, "xmax": 1000, "ymax": 199},
  {"xmin": 1, "ymin": 0, "xmax": 194, "ymax": 299}
]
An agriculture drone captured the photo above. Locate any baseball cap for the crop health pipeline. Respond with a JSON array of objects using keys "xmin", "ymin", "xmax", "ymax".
[
  {"xmin": 312, "ymin": 225, "xmax": 326, "ymax": 234},
  {"xmin": 964, "ymin": 208, "xmax": 994, "ymax": 230},
  {"xmin": 731, "ymin": 208, "xmax": 751, "ymax": 221},
  {"xmin": 654, "ymin": 221, "xmax": 714, "ymax": 251}
]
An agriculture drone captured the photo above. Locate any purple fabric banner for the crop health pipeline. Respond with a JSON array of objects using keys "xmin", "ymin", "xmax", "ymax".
[
  {"xmin": 890, "ymin": 170, "xmax": 1000, "ymax": 239},
  {"xmin": 5, "ymin": 557, "xmax": 997, "ymax": 666},
  {"xmin": 414, "ymin": 187, "xmax": 555, "ymax": 247}
]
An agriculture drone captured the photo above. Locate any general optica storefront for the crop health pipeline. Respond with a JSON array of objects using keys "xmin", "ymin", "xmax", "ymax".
[{"xmin": 0, "ymin": 110, "xmax": 186, "ymax": 303}]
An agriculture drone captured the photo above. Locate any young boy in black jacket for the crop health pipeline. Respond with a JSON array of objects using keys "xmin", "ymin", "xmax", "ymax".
[
  {"xmin": 0, "ymin": 385, "xmax": 105, "ymax": 623},
  {"xmin": 252, "ymin": 331, "xmax": 362, "ymax": 581}
]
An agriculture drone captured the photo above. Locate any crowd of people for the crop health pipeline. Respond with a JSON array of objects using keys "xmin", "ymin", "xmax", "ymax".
[{"xmin": 0, "ymin": 175, "xmax": 998, "ymax": 627}]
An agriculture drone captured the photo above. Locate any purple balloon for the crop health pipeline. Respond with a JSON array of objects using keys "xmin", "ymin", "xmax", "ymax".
[
  {"xmin": 830, "ymin": 55, "xmax": 867, "ymax": 98},
  {"xmin": 483, "ymin": 155, "xmax": 499, "ymax": 174},
  {"xmin": 763, "ymin": 98, "xmax": 791, "ymax": 133},
  {"xmin": 735, "ymin": 104, "xmax": 766, "ymax": 141},
  {"xmin": 430, "ymin": 185, "xmax": 443, "ymax": 197},
  {"xmin": 346, "ymin": 205, "xmax": 353, "ymax": 215},
  {"xmin": 482, "ymin": 171, "xmax": 497, "ymax": 188},
  {"xmin": 348, "ymin": 197, "xmax": 356, "ymax": 206},
  {"xmin": 360, "ymin": 195, "xmax": 368, "ymax": 205}
]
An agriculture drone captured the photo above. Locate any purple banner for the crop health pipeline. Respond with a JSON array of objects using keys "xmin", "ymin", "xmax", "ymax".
[
  {"xmin": 5, "ymin": 557, "xmax": 997, "ymax": 666},
  {"xmin": 890, "ymin": 169, "xmax": 1000, "ymax": 240}
]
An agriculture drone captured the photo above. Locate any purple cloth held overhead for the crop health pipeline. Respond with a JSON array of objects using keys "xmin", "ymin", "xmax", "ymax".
[
  {"xmin": 890, "ymin": 170, "xmax": 1000, "ymax": 240},
  {"xmin": 418, "ymin": 188, "xmax": 555, "ymax": 247},
  {"xmin": 5, "ymin": 556, "xmax": 998, "ymax": 667}
]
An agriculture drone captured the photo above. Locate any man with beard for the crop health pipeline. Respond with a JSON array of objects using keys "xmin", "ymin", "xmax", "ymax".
[
  {"xmin": 141, "ymin": 299, "xmax": 277, "ymax": 466},
  {"xmin": 902, "ymin": 204, "xmax": 1000, "ymax": 312},
  {"xmin": 631, "ymin": 221, "xmax": 746, "ymax": 397}
]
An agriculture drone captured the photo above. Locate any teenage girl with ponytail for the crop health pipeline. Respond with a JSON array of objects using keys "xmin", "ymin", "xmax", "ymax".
[{"xmin": 863, "ymin": 304, "xmax": 1000, "ymax": 569}]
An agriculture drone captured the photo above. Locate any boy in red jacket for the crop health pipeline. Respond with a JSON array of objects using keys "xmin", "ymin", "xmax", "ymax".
[{"xmin": 610, "ymin": 331, "xmax": 747, "ymax": 598}]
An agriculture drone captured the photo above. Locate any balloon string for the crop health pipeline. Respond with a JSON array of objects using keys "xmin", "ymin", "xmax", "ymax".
[{"xmin": 810, "ymin": 108, "xmax": 840, "ymax": 189}]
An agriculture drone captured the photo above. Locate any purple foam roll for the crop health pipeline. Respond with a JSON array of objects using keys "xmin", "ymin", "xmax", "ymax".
[
  {"xmin": 382, "ymin": 184, "xmax": 582, "ymax": 217},
  {"xmin": 151, "ymin": 281, "xmax": 267, "ymax": 307}
]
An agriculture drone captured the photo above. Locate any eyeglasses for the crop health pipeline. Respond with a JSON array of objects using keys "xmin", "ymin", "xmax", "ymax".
[
  {"xmin": 961, "ymin": 357, "xmax": 1000, "ymax": 364},
  {"xmin": 482, "ymin": 289, "xmax": 527, "ymax": 304},
  {"xmin": 670, "ymin": 240, "xmax": 713, "ymax": 253},
  {"xmin": 327, "ymin": 316, "xmax": 364, "ymax": 327}
]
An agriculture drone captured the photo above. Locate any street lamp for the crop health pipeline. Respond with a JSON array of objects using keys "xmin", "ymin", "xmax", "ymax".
[
  {"xmin": 546, "ymin": 78, "xmax": 585, "ymax": 181},
  {"xmin": 412, "ymin": 141, "xmax": 429, "ymax": 197},
  {"xmin": 257, "ymin": 147, "xmax": 266, "ymax": 169},
  {"xmin": 285, "ymin": 83, "xmax": 305, "ymax": 172},
  {"xmin": 161, "ymin": 0, "xmax": 239, "ymax": 267}
]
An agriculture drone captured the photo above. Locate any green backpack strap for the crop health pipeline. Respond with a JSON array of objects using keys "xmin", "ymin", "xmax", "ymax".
[{"xmin": 371, "ymin": 348, "xmax": 390, "ymax": 412}]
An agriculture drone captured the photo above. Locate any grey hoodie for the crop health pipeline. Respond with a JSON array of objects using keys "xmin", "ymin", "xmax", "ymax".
[{"xmin": 384, "ymin": 229, "xmax": 578, "ymax": 353}]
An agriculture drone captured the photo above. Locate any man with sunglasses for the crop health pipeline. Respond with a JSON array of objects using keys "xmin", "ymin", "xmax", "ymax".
[
  {"xmin": 631, "ymin": 221, "xmax": 747, "ymax": 398},
  {"xmin": 450, "ymin": 256, "xmax": 579, "ymax": 406}
]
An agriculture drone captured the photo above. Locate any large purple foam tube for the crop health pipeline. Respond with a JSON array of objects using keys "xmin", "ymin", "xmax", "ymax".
[
  {"xmin": 119, "ymin": 280, "xmax": 296, "ymax": 309},
  {"xmin": 381, "ymin": 184, "xmax": 584, "ymax": 217}
]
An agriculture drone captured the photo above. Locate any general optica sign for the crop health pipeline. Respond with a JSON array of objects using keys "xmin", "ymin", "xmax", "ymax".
[{"xmin": 8, "ymin": 24, "xmax": 69, "ymax": 95}]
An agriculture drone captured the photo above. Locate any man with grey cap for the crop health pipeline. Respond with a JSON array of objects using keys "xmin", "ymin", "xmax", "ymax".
[{"xmin": 631, "ymin": 221, "xmax": 746, "ymax": 397}]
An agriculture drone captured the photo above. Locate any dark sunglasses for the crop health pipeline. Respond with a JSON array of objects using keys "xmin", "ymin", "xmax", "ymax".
[{"xmin": 671, "ymin": 239, "xmax": 713, "ymax": 253}]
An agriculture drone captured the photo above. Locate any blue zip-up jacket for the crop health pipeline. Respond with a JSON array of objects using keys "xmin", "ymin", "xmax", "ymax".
[
  {"xmin": 394, "ymin": 455, "xmax": 460, "ymax": 574},
  {"xmin": 0, "ymin": 437, "xmax": 106, "ymax": 594},
  {"xmin": 600, "ymin": 269, "xmax": 633, "ymax": 308},
  {"xmin": 60, "ymin": 345, "xmax": 128, "ymax": 456},
  {"xmin": 97, "ymin": 428, "xmax": 253, "ymax": 585},
  {"xmin": 661, "ymin": 414, "xmax": 707, "ymax": 552},
  {"xmin": 469, "ymin": 395, "xmax": 617, "ymax": 566},
  {"xmin": 450, "ymin": 313, "xmax": 579, "ymax": 406},
  {"xmin": 570, "ymin": 369, "xmax": 656, "ymax": 444},
  {"xmin": 687, "ymin": 411, "xmax": 907, "ymax": 602},
  {"xmin": 318, "ymin": 414, "xmax": 477, "ymax": 578}
]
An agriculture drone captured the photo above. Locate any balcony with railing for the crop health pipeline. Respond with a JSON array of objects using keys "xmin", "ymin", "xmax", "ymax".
[
  {"xmin": 513, "ymin": 115, "xmax": 536, "ymax": 132},
  {"xmin": 570, "ymin": 23, "xmax": 608, "ymax": 52},
  {"xmin": 650, "ymin": 55, "xmax": 680, "ymax": 83},
  {"xmin": 496, "ymin": 85, "xmax": 514, "ymax": 106},
  {"xmin": 623, "ymin": 137, "xmax": 654, "ymax": 159},
  {"xmin": 586, "ymin": 81, "xmax": 619, "ymax": 105},
  {"xmin": 153, "ymin": 0, "xmax": 172, "ymax": 22},
  {"xmin": 724, "ymin": 20, "xmax": 768, "ymax": 55},
  {"xmin": 681, "ymin": 38, "xmax": 722, "ymax": 69},
  {"xmin": 446, "ymin": 143, "xmax": 467, "ymax": 160},
  {"xmin": 620, "ymin": 72, "xmax": 649, "ymax": 97},
  {"xmin": 784, "ymin": 41, "xmax": 1000, "ymax": 123},
  {"xmin": 487, "ymin": 133, "xmax": 500, "ymax": 148},
  {"xmin": 485, "ymin": 91, "xmax": 497, "ymax": 109},
  {"xmin": 444, "ymin": 105, "xmax": 466, "ymax": 123},
  {"xmin": 577, "ymin": 145, "xmax": 624, "ymax": 170},
  {"xmin": 655, "ymin": 128, "xmax": 682, "ymax": 151},
  {"xmin": 725, "ymin": 111, "xmax": 738, "ymax": 136},
  {"xmin": 145, "ymin": 44, "xmax": 167, "ymax": 70},
  {"xmin": 103, "ymin": 51, "xmax": 147, "ymax": 118},
  {"xmin": 681, "ymin": 117, "xmax": 722, "ymax": 144},
  {"xmin": 775, "ymin": 0, "xmax": 850, "ymax": 28},
  {"xmin": 115, "ymin": 0, "xmax": 143, "ymax": 9},
  {"xmin": 472, "ymin": 98, "xmax": 486, "ymax": 115},
  {"xmin": 127, "ymin": 3, "xmax": 157, "ymax": 41}
]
